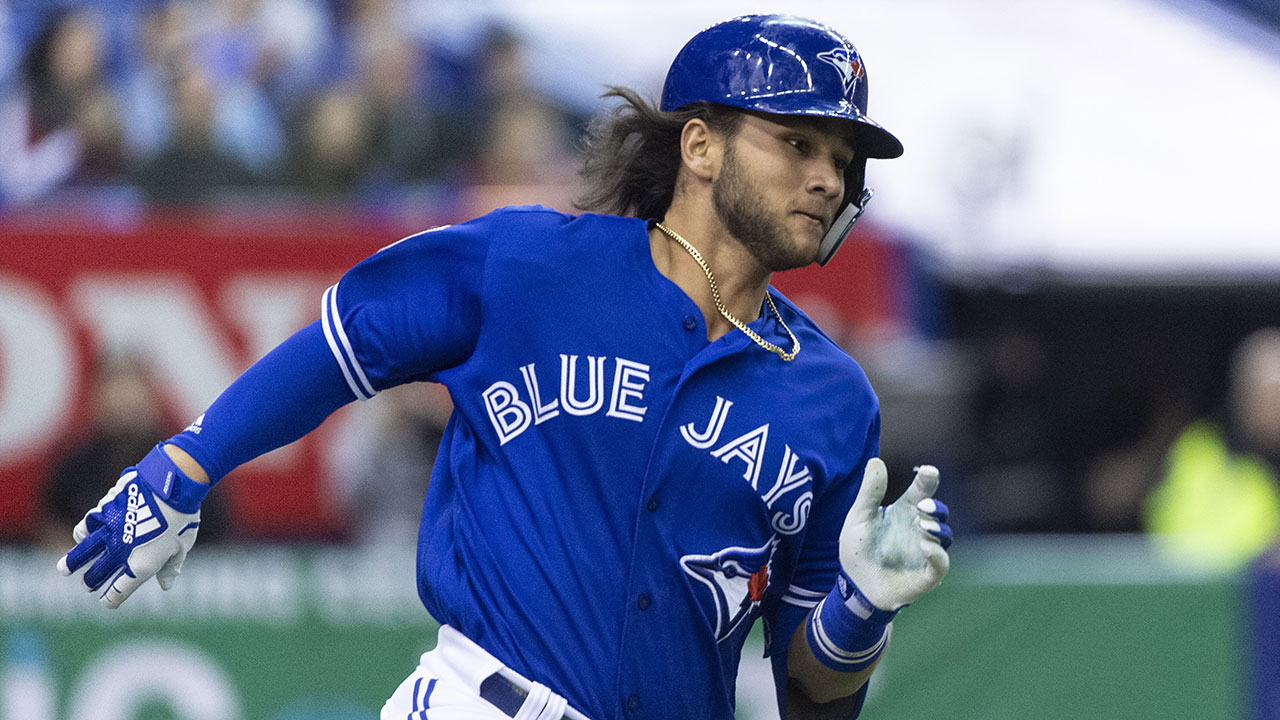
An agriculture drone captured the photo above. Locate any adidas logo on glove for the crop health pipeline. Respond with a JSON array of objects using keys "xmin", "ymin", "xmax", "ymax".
[{"xmin": 122, "ymin": 483, "xmax": 161, "ymax": 545}]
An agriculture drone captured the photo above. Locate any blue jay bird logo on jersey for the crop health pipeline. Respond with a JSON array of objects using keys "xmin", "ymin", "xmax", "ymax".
[
  {"xmin": 817, "ymin": 47, "xmax": 864, "ymax": 100},
  {"xmin": 681, "ymin": 540, "xmax": 777, "ymax": 643}
]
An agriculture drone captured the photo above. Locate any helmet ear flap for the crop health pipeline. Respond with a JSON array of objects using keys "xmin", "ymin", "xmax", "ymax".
[
  {"xmin": 843, "ymin": 157, "xmax": 867, "ymax": 210},
  {"xmin": 816, "ymin": 157, "xmax": 872, "ymax": 267}
]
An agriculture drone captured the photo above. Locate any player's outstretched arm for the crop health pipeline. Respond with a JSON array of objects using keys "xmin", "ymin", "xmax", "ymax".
[
  {"xmin": 56, "ymin": 320, "xmax": 358, "ymax": 608},
  {"xmin": 787, "ymin": 458, "xmax": 952, "ymax": 707}
]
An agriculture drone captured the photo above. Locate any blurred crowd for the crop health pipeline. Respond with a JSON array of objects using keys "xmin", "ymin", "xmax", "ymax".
[
  {"xmin": 0, "ymin": 0, "xmax": 584, "ymax": 209},
  {"xmin": 942, "ymin": 288, "xmax": 1280, "ymax": 571}
]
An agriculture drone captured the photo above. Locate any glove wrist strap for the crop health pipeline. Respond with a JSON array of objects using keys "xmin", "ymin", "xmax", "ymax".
[
  {"xmin": 805, "ymin": 571, "xmax": 898, "ymax": 672},
  {"xmin": 136, "ymin": 444, "xmax": 210, "ymax": 513}
]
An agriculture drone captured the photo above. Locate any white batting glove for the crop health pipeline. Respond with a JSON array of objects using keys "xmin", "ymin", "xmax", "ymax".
[
  {"xmin": 56, "ymin": 444, "xmax": 208, "ymax": 609},
  {"xmin": 806, "ymin": 458, "xmax": 952, "ymax": 671},
  {"xmin": 838, "ymin": 458, "xmax": 952, "ymax": 613}
]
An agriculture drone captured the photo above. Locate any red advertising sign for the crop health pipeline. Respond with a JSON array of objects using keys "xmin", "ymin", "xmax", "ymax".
[
  {"xmin": 0, "ymin": 206, "xmax": 902, "ymax": 541},
  {"xmin": 0, "ymin": 207, "xmax": 427, "ymax": 540}
]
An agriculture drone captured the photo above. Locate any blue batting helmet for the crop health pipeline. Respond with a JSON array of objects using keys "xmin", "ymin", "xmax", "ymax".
[{"xmin": 661, "ymin": 14, "xmax": 902, "ymax": 265}]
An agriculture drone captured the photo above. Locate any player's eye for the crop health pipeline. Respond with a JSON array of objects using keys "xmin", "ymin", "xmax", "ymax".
[{"xmin": 787, "ymin": 137, "xmax": 811, "ymax": 155}]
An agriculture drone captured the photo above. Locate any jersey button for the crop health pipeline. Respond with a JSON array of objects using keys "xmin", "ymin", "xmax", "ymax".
[
  {"xmin": 682, "ymin": 316, "xmax": 698, "ymax": 331},
  {"xmin": 637, "ymin": 593, "xmax": 651, "ymax": 610},
  {"xmin": 646, "ymin": 495, "xmax": 658, "ymax": 512},
  {"xmin": 627, "ymin": 694, "xmax": 640, "ymax": 711}
]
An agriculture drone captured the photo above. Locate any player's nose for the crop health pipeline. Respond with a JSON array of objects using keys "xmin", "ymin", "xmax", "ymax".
[{"xmin": 805, "ymin": 156, "xmax": 844, "ymax": 203}]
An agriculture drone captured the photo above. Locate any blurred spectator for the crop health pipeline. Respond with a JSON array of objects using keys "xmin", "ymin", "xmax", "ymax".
[
  {"xmin": 963, "ymin": 322, "xmax": 1070, "ymax": 532},
  {"xmin": 350, "ymin": 15, "xmax": 472, "ymax": 186},
  {"xmin": 1082, "ymin": 403, "xmax": 1191, "ymax": 533},
  {"xmin": 63, "ymin": 84, "xmax": 127, "ymax": 187},
  {"xmin": 0, "ymin": 7, "xmax": 108, "ymax": 205},
  {"xmin": 1081, "ymin": 324, "xmax": 1198, "ymax": 533},
  {"xmin": 131, "ymin": 62, "xmax": 257, "ymax": 204},
  {"xmin": 286, "ymin": 85, "xmax": 374, "ymax": 197},
  {"xmin": 187, "ymin": 0, "xmax": 286, "ymax": 173},
  {"xmin": 117, "ymin": 0, "xmax": 192, "ymax": 164},
  {"xmin": 471, "ymin": 27, "xmax": 579, "ymax": 187},
  {"xmin": 253, "ymin": 0, "xmax": 335, "ymax": 111},
  {"xmin": 22, "ymin": 7, "xmax": 104, "ymax": 145},
  {"xmin": 120, "ymin": 0, "xmax": 303, "ymax": 181},
  {"xmin": 0, "ymin": 3, "xmax": 587, "ymax": 208},
  {"xmin": 478, "ymin": 90, "xmax": 579, "ymax": 186},
  {"xmin": 1143, "ymin": 328, "xmax": 1280, "ymax": 571},
  {"xmin": 39, "ymin": 353, "xmax": 231, "ymax": 549},
  {"xmin": 327, "ymin": 383, "xmax": 451, "ymax": 546},
  {"xmin": 461, "ymin": 26, "xmax": 582, "ymax": 213}
]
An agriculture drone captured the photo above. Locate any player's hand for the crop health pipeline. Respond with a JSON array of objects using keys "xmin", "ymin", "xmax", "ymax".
[
  {"xmin": 837, "ymin": 458, "xmax": 951, "ymax": 613},
  {"xmin": 56, "ymin": 444, "xmax": 209, "ymax": 609}
]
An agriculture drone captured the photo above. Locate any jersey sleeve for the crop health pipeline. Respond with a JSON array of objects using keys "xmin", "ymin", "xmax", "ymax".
[
  {"xmin": 767, "ymin": 410, "xmax": 881, "ymax": 719},
  {"xmin": 321, "ymin": 218, "xmax": 493, "ymax": 399}
]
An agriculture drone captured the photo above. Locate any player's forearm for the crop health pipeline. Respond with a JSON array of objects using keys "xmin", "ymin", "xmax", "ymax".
[
  {"xmin": 786, "ymin": 615, "xmax": 885, "ymax": 704},
  {"xmin": 164, "ymin": 319, "xmax": 357, "ymax": 482}
]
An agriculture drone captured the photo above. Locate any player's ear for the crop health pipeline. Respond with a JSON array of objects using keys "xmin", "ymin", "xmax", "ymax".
[{"xmin": 679, "ymin": 118, "xmax": 721, "ymax": 182}]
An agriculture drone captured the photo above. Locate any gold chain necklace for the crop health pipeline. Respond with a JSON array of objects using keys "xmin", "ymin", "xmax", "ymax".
[{"xmin": 655, "ymin": 222, "xmax": 800, "ymax": 362}]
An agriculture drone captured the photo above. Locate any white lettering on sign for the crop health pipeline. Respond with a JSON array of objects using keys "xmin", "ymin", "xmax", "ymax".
[
  {"xmin": 69, "ymin": 275, "xmax": 241, "ymax": 419},
  {"xmin": 0, "ymin": 271, "xmax": 333, "ymax": 487},
  {"xmin": 221, "ymin": 276, "xmax": 319, "ymax": 362},
  {"xmin": 66, "ymin": 640, "xmax": 243, "ymax": 720},
  {"xmin": 0, "ymin": 276, "xmax": 77, "ymax": 461}
]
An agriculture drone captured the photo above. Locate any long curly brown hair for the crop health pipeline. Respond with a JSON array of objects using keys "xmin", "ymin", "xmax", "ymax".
[{"xmin": 575, "ymin": 86, "xmax": 743, "ymax": 221}]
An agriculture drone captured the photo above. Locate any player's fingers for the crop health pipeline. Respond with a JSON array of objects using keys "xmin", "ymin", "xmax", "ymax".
[
  {"xmin": 156, "ymin": 547, "xmax": 189, "ymax": 591},
  {"xmin": 920, "ymin": 539, "xmax": 950, "ymax": 577},
  {"xmin": 850, "ymin": 458, "xmax": 889, "ymax": 520},
  {"xmin": 102, "ymin": 543, "xmax": 172, "ymax": 607},
  {"xmin": 58, "ymin": 530, "xmax": 106, "ymax": 576},
  {"xmin": 917, "ymin": 498, "xmax": 949, "ymax": 523},
  {"xmin": 919, "ymin": 518, "xmax": 953, "ymax": 550},
  {"xmin": 99, "ymin": 567, "xmax": 142, "ymax": 609},
  {"xmin": 898, "ymin": 465, "xmax": 940, "ymax": 506},
  {"xmin": 82, "ymin": 551, "xmax": 123, "ymax": 592}
]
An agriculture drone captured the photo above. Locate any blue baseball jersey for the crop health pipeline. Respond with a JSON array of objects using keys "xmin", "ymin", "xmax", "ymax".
[{"xmin": 321, "ymin": 206, "xmax": 880, "ymax": 720}]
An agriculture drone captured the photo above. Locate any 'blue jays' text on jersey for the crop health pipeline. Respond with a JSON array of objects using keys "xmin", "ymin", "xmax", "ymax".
[{"xmin": 322, "ymin": 206, "xmax": 881, "ymax": 720}]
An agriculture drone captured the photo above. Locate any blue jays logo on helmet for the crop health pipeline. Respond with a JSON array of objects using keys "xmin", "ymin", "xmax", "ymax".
[
  {"xmin": 660, "ymin": 14, "xmax": 902, "ymax": 160},
  {"xmin": 681, "ymin": 540, "xmax": 776, "ymax": 643},
  {"xmin": 816, "ymin": 47, "xmax": 864, "ymax": 101}
]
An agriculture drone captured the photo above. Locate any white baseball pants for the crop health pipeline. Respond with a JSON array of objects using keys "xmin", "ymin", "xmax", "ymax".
[{"xmin": 381, "ymin": 625, "xmax": 591, "ymax": 720}]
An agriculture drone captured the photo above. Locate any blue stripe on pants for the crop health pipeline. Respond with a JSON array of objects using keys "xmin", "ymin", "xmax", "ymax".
[
  {"xmin": 424, "ymin": 678, "xmax": 437, "ymax": 707},
  {"xmin": 418, "ymin": 678, "xmax": 438, "ymax": 719},
  {"xmin": 408, "ymin": 677, "xmax": 422, "ymax": 718}
]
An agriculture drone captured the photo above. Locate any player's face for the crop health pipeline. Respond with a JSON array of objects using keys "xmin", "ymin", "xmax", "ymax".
[{"xmin": 712, "ymin": 113, "xmax": 854, "ymax": 271}]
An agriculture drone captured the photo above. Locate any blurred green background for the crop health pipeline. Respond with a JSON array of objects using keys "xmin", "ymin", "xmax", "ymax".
[{"xmin": 2, "ymin": 539, "xmax": 1256, "ymax": 720}]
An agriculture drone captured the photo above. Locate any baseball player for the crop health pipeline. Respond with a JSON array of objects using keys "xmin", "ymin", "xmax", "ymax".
[{"xmin": 56, "ymin": 14, "xmax": 952, "ymax": 720}]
